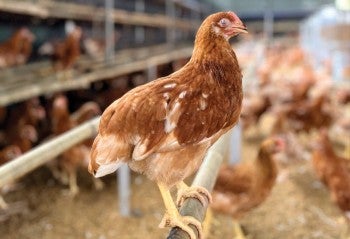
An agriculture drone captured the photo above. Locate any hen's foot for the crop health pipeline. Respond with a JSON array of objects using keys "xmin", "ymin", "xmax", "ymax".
[
  {"xmin": 68, "ymin": 171, "xmax": 79, "ymax": 196},
  {"xmin": 159, "ymin": 212, "xmax": 203, "ymax": 239},
  {"xmin": 176, "ymin": 182, "xmax": 212, "ymax": 207},
  {"xmin": 158, "ymin": 182, "xmax": 203, "ymax": 239}
]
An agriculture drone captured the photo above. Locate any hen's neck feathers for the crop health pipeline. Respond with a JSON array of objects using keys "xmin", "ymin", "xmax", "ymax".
[
  {"xmin": 190, "ymin": 23, "xmax": 236, "ymax": 64},
  {"xmin": 256, "ymin": 147, "xmax": 278, "ymax": 181}
]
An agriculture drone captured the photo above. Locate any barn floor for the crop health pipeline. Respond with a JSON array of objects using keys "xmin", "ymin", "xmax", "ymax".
[{"xmin": 0, "ymin": 132, "xmax": 349, "ymax": 239}]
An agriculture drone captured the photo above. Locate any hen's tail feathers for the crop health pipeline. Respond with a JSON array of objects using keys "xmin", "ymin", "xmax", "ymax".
[
  {"xmin": 93, "ymin": 161, "xmax": 124, "ymax": 178},
  {"xmin": 89, "ymin": 135, "xmax": 124, "ymax": 178}
]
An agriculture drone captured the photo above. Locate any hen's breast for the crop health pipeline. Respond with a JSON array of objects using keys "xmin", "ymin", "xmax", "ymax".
[{"xmin": 129, "ymin": 142, "xmax": 210, "ymax": 188}]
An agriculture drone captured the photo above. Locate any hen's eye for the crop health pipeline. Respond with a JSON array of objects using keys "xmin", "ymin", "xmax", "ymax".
[{"xmin": 219, "ymin": 18, "xmax": 229, "ymax": 27}]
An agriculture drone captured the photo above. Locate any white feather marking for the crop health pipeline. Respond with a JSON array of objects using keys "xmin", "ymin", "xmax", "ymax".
[
  {"xmin": 179, "ymin": 91, "xmax": 187, "ymax": 99},
  {"xmin": 164, "ymin": 83, "xmax": 177, "ymax": 89},
  {"xmin": 165, "ymin": 101, "xmax": 180, "ymax": 133},
  {"xmin": 131, "ymin": 134, "xmax": 141, "ymax": 145},
  {"xmin": 133, "ymin": 139, "xmax": 149, "ymax": 161},
  {"xmin": 199, "ymin": 98, "xmax": 207, "ymax": 110},
  {"xmin": 213, "ymin": 26, "xmax": 221, "ymax": 35},
  {"xmin": 94, "ymin": 161, "xmax": 123, "ymax": 177},
  {"xmin": 96, "ymin": 135, "xmax": 119, "ymax": 164},
  {"xmin": 202, "ymin": 93, "xmax": 209, "ymax": 98},
  {"xmin": 163, "ymin": 92, "xmax": 170, "ymax": 100}
]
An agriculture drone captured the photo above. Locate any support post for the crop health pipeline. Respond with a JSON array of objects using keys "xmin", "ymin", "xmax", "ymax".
[
  {"xmin": 229, "ymin": 121, "xmax": 242, "ymax": 165},
  {"xmin": 118, "ymin": 164, "xmax": 131, "ymax": 217},
  {"xmin": 263, "ymin": 0, "xmax": 274, "ymax": 45},
  {"xmin": 135, "ymin": 0, "xmax": 145, "ymax": 45},
  {"xmin": 166, "ymin": 0, "xmax": 176, "ymax": 44},
  {"xmin": 146, "ymin": 65, "xmax": 157, "ymax": 82},
  {"xmin": 105, "ymin": 0, "xmax": 115, "ymax": 62}
]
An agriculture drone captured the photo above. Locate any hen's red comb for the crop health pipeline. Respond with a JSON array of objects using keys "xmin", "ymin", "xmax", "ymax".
[
  {"xmin": 275, "ymin": 137, "xmax": 285, "ymax": 150},
  {"xmin": 228, "ymin": 11, "xmax": 240, "ymax": 22}
]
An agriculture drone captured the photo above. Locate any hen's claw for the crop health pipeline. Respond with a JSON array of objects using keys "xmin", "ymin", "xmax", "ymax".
[
  {"xmin": 159, "ymin": 212, "xmax": 203, "ymax": 239},
  {"xmin": 176, "ymin": 182, "xmax": 212, "ymax": 207}
]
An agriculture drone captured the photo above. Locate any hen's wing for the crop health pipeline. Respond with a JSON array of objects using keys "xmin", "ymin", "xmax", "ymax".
[
  {"xmin": 212, "ymin": 164, "xmax": 255, "ymax": 217},
  {"xmin": 214, "ymin": 164, "xmax": 254, "ymax": 194},
  {"xmin": 90, "ymin": 68, "xmax": 241, "ymax": 176}
]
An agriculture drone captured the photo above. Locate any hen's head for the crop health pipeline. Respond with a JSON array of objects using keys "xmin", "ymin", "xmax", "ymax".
[
  {"xmin": 20, "ymin": 125, "xmax": 38, "ymax": 143},
  {"xmin": 18, "ymin": 27, "xmax": 35, "ymax": 42},
  {"xmin": 197, "ymin": 11, "xmax": 247, "ymax": 41},
  {"xmin": 261, "ymin": 137, "xmax": 285, "ymax": 155}
]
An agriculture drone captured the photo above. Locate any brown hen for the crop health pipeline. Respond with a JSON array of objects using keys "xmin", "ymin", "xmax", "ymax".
[
  {"xmin": 39, "ymin": 26, "xmax": 82, "ymax": 79},
  {"xmin": 312, "ymin": 129, "xmax": 350, "ymax": 222},
  {"xmin": 0, "ymin": 27, "xmax": 35, "ymax": 68},
  {"xmin": 208, "ymin": 137, "xmax": 284, "ymax": 238},
  {"xmin": 3, "ymin": 98, "xmax": 44, "ymax": 152},
  {"xmin": 89, "ymin": 11, "xmax": 247, "ymax": 238},
  {"xmin": 51, "ymin": 95, "xmax": 102, "ymax": 195}
]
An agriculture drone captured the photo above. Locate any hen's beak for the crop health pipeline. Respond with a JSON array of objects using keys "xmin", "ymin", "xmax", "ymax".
[{"xmin": 233, "ymin": 24, "xmax": 248, "ymax": 34}]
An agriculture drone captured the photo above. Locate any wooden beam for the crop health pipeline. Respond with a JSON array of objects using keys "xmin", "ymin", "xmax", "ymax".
[
  {"xmin": 0, "ymin": 44, "xmax": 193, "ymax": 106},
  {"xmin": 167, "ymin": 130, "xmax": 231, "ymax": 239},
  {"xmin": 0, "ymin": 117, "xmax": 99, "ymax": 188},
  {"xmin": 0, "ymin": 1, "xmax": 200, "ymax": 30}
]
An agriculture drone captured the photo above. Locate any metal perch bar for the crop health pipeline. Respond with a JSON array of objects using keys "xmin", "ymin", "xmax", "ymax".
[
  {"xmin": 167, "ymin": 130, "xmax": 232, "ymax": 239},
  {"xmin": 0, "ymin": 117, "xmax": 100, "ymax": 188}
]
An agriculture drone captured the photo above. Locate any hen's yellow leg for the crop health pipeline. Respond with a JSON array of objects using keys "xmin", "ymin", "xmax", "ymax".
[
  {"xmin": 68, "ymin": 170, "xmax": 79, "ymax": 196},
  {"xmin": 233, "ymin": 220, "xmax": 246, "ymax": 239},
  {"xmin": 158, "ymin": 183, "xmax": 203, "ymax": 239},
  {"xmin": 176, "ymin": 181, "xmax": 212, "ymax": 207}
]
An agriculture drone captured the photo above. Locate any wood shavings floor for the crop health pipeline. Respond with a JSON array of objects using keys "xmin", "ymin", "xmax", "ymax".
[{"xmin": 0, "ymin": 135, "xmax": 349, "ymax": 239}]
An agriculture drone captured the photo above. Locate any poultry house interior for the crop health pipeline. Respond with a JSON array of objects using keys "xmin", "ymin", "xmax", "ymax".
[{"xmin": 0, "ymin": 0, "xmax": 349, "ymax": 238}]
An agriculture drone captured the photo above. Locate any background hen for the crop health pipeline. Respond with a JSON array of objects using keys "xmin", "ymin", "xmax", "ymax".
[
  {"xmin": 207, "ymin": 137, "xmax": 284, "ymax": 238},
  {"xmin": 0, "ymin": 27, "xmax": 35, "ymax": 68},
  {"xmin": 39, "ymin": 24, "xmax": 82, "ymax": 79},
  {"xmin": 50, "ymin": 94, "xmax": 102, "ymax": 195},
  {"xmin": 312, "ymin": 129, "xmax": 350, "ymax": 222}
]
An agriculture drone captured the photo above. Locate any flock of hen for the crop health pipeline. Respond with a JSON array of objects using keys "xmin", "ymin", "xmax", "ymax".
[
  {"xmin": 0, "ymin": 25, "xmax": 84, "ymax": 71},
  {"xmin": 0, "ymin": 25, "xmax": 123, "ymax": 208},
  {"xmin": 0, "ymin": 11, "xmax": 349, "ymax": 239},
  {"xmin": 232, "ymin": 42, "xmax": 350, "ymax": 235}
]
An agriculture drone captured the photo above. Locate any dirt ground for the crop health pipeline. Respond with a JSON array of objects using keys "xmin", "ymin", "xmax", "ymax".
[{"xmin": 0, "ymin": 132, "xmax": 349, "ymax": 239}]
